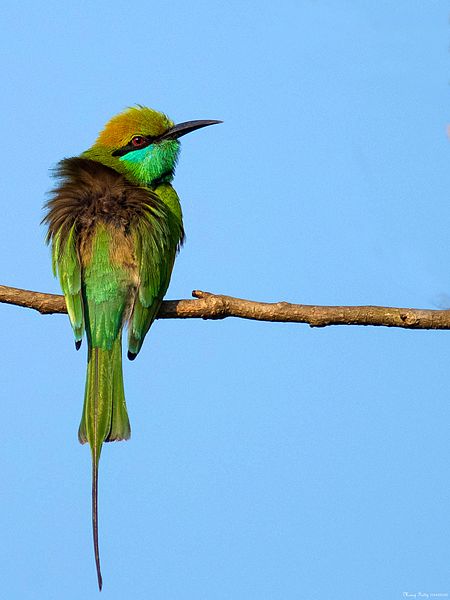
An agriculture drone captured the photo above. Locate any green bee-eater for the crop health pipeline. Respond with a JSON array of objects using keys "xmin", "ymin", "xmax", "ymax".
[{"xmin": 43, "ymin": 106, "xmax": 221, "ymax": 590}]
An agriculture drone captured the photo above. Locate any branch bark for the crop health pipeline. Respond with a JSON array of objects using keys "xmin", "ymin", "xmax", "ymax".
[{"xmin": 1, "ymin": 284, "xmax": 449, "ymax": 330}]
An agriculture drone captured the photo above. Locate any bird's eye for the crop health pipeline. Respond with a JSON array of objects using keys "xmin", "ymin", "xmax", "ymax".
[{"xmin": 131, "ymin": 136, "xmax": 146, "ymax": 147}]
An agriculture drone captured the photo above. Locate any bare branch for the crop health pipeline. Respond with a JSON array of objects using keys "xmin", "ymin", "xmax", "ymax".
[{"xmin": 1, "ymin": 284, "xmax": 449, "ymax": 330}]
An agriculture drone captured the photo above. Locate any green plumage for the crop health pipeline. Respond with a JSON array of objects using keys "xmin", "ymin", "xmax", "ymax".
[
  {"xmin": 79, "ymin": 337, "xmax": 130, "ymax": 445},
  {"xmin": 43, "ymin": 106, "xmax": 219, "ymax": 590},
  {"xmin": 53, "ymin": 223, "xmax": 84, "ymax": 343}
]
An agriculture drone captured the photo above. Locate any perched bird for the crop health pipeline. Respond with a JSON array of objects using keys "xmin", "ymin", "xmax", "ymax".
[{"xmin": 43, "ymin": 106, "xmax": 221, "ymax": 590}]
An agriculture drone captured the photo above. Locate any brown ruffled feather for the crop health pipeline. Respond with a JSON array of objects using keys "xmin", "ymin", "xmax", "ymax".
[{"xmin": 43, "ymin": 157, "xmax": 174, "ymax": 252}]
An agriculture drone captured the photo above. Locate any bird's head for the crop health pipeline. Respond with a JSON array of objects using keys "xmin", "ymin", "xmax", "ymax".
[{"xmin": 83, "ymin": 105, "xmax": 221, "ymax": 187}]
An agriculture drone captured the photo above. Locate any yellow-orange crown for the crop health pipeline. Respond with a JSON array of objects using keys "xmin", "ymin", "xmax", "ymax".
[{"xmin": 95, "ymin": 106, "xmax": 174, "ymax": 148}]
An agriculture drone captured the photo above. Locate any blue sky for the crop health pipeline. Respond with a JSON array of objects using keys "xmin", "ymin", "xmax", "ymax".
[{"xmin": 0, "ymin": 1, "xmax": 449, "ymax": 598}]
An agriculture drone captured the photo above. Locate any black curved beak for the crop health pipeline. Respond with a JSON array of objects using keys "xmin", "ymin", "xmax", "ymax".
[{"xmin": 157, "ymin": 119, "xmax": 222, "ymax": 141}]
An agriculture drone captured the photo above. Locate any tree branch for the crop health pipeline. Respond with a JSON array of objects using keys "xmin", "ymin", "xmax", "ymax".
[{"xmin": 1, "ymin": 284, "xmax": 449, "ymax": 330}]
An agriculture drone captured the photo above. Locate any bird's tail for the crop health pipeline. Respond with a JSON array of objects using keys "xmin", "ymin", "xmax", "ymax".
[{"xmin": 78, "ymin": 334, "xmax": 131, "ymax": 590}]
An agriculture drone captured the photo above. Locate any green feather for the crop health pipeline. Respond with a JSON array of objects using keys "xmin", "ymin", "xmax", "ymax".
[
  {"xmin": 127, "ymin": 186, "xmax": 182, "ymax": 357},
  {"xmin": 78, "ymin": 224, "xmax": 133, "ymax": 590},
  {"xmin": 78, "ymin": 335, "xmax": 130, "ymax": 590},
  {"xmin": 78, "ymin": 335, "xmax": 130, "ymax": 445},
  {"xmin": 82, "ymin": 226, "xmax": 130, "ymax": 349},
  {"xmin": 53, "ymin": 223, "xmax": 84, "ymax": 343}
]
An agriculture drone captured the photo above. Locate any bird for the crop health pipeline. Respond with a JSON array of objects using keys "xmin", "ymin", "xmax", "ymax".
[{"xmin": 43, "ymin": 106, "xmax": 221, "ymax": 590}]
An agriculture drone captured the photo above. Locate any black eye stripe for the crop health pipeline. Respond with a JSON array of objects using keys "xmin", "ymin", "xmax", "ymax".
[{"xmin": 111, "ymin": 136, "xmax": 155, "ymax": 157}]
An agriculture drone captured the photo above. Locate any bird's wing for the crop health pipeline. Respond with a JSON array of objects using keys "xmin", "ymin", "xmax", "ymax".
[
  {"xmin": 52, "ymin": 223, "xmax": 84, "ymax": 345},
  {"xmin": 127, "ymin": 207, "xmax": 177, "ymax": 359}
]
